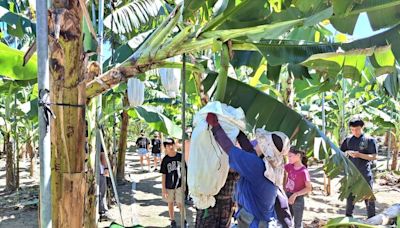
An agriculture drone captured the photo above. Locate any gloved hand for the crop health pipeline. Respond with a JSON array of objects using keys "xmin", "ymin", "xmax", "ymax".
[{"xmin": 206, "ymin": 113, "xmax": 219, "ymax": 127}]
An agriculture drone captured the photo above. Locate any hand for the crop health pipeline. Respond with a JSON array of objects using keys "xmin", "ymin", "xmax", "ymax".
[
  {"xmin": 206, "ymin": 113, "xmax": 219, "ymax": 127},
  {"xmin": 162, "ymin": 189, "xmax": 168, "ymax": 199},
  {"xmin": 347, "ymin": 151, "xmax": 360, "ymax": 158},
  {"xmin": 288, "ymin": 193, "xmax": 297, "ymax": 205},
  {"xmin": 345, "ymin": 150, "xmax": 354, "ymax": 157},
  {"xmin": 104, "ymin": 169, "xmax": 110, "ymax": 177}
]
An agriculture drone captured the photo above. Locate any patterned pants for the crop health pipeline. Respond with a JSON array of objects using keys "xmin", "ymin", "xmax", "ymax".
[{"xmin": 195, "ymin": 172, "xmax": 240, "ymax": 228}]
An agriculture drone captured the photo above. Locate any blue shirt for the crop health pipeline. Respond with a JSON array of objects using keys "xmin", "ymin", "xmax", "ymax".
[{"xmin": 229, "ymin": 146, "xmax": 277, "ymax": 227}]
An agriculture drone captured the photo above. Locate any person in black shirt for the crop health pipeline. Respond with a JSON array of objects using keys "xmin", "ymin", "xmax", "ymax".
[
  {"xmin": 160, "ymin": 138, "xmax": 186, "ymax": 228},
  {"xmin": 136, "ymin": 131, "xmax": 151, "ymax": 172},
  {"xmin": 340, "ymin": 117, "xmax": 377, "ymax": 218},
  {"xmin": 151, "ymin": 132, "xmax": 162, "ymax": 171}
]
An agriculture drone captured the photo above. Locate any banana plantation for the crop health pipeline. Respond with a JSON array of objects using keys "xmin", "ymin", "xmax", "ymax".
[{"xmin": 0, "ymin": 0, "xmax": 400, "ymax": 227}]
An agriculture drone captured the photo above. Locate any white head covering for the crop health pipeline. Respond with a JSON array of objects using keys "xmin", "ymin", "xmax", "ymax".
[{"xmin": 255, "ymin": 129, "xmax": 290, "ymax": 189}]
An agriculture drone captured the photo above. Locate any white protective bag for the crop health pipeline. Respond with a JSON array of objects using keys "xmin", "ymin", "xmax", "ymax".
[
  {"xmin": 127, "ymin": 78, "xmax": 145, "ymax": 107},
  {"xmin": 159, "ymin": 57, "xmax": 181, "ymax": 98},
  {"xmin": 188, "ymin": 101, "xmax": 246, "ymax": 209}
]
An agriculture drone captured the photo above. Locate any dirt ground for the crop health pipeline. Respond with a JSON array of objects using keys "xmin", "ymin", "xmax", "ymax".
[{"xmin": 0, "ymin": 150, "xmax": 399, "ymax": 228}]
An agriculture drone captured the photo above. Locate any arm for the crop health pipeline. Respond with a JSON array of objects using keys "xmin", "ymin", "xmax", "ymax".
[
  {"xmin": 211, "ymin": 125, "xmax": 235, "ymax": 153},
  {"xmin": 351, "ymin": 138, "xmax": 378, "ymax": 161},
  {"xmin": 294, "ymin": 181, "xmax": 312, "ymax": 196},
  {"xmin": 288, "ymin": 181, "xmax": 312, "ymax": 205},
  {"xmin": 340, "ymin": 138, "xmax": 348, "ymax": 153},
  {"xmin": 100, "ymin": 152, "xmax": 109, "ymax": 176},
  {"xmin": 237, "ymin": 131, "xmax": 256, "ymax": 153},
  {"xmin": 353, "ymin": 153, "xmax": 377, "ymax": 161},
  {"xmin": 162, "ymin": 174, "xmax": 168, "ymax": 198},
  {"xmin": 283, "ymin": 172, "xmax": 288, "ymax": 188}
]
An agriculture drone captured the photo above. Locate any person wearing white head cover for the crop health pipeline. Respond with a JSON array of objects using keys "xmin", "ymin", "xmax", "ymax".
[
  {"xmin": 255, "ymin": 129, "xmax": 291, "ymax": 189},
  {"xmin": 254, "ymin": 129, "xmax": 294, "ymax": 228}
]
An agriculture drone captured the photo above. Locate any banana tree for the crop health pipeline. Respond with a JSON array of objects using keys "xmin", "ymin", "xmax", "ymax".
[
  {"xmin": 363, "ymin": 69, "xmax": 400, "ymax": 171},
  {"xmin": 0, "ymin": 77, "xmax": 37, "ymax": 191},
  {"xmin": 365, "ymin": 101, "xmax": 400, "ymax": 171}
]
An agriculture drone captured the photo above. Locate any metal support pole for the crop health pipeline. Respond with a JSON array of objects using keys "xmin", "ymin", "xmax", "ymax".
[
  {"xmin": 341, "ymin": 78, "xmax": 346, "ymax": 142},
  {"xmin": 99, "ymin": 129, "xmax": 124, "ymax": 225},
  {"xmin": 180, "ymin": 53, "xmax": 187, "ymax": 228},
  {"xmin": 36, "ymin": 0, "xmax": 51, "ymax": 226},
  {"xmin": 112, "ymin": 99, "xmax": 117, "ymax": 179},
  {"xmin": 322, "ymin": 92, "xmax": 326, "ymax": 135},
  {"xmin": 14, "ymin": 93, "xmax": 19, "ymax": 189},
  {"xmin": 322, "ymin": 92, "xmax": 331, "ymax": 195},
  {"xmin": 387, "ymin": 130, "xmax": 392, "ymax": 170},
  {"xmin": 95, "ymin": 0, "xmax": 105, "ymax": 223}
]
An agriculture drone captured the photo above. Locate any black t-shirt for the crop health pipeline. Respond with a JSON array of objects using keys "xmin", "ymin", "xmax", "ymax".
[
  {"xmin": 136, "ymin": 137, "xmax": 150, "ymax": 149},
  {"xmin": 340, "ymin": 134, "xmax": 377, "ymax": 179},
  {"xmin": 160, "ymin": 153, "xmax": 183, "ymax": 189},
  {"xmin": 151, "ymin": 138, "xmax": 161, "ymax": 154}
]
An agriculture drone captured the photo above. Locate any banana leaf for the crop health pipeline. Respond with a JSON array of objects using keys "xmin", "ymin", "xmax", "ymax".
[
  {"xmin": 382, "ymin": 70, "xmax": 400, "ymax": 98},
  {"xmin": 330, "ymin": 0, "xmax": 400, "ymax": 34},
  {"xmin": 103, "ymin": 0, "xmax": 163, "ymax": 34},
  {"xmin": 202, "ymin": 0, "xmax": 268, "ymax": 31},
  {"xmin": 325, "ymin": 217, "xmax": 377, "ymax": 228},
  {"xmin": 183, "ymin": 0, "xmax": 218, "ymax": 21},
  {"xmin": 0, "ymin": 5, "xmax": 36, "ymax": 37},
  {"xmin": 0, "ymin": 42, "xmax": 37, "ymax": 80},
  {"xmin": 231, "ymin": 23, "xmax": 400, "ymax": 79},
  {"xmin": 109, "ymin": 221, "xmax": 144, "ymax": 228},
  {"xmin": 203, "ymin": 73, "xmax": 375, "ymax": 202},
  {"xmin": 127, "ymin": 106, "xmax": 182, "ymax": 139}
]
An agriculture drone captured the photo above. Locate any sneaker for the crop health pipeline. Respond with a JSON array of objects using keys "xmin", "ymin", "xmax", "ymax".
[
  {"xmin": 185, "ymin": 198, "xmax": 193, "ymax": 206},
  {"xmin": 99, "ymin": 211, "xmax": 112, "ymax": 222},
  {"xmin": 170, "ymin": 220, "xmax": 177, "ymax": 228}
]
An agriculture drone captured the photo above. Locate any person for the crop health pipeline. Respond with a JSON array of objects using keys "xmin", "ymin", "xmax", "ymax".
[
  {"xmin": 183, "ymin": 127, "xmax": 193, "ymax": 205},
  {"xmin": 195, "ymin": 171, "xmax": 240, "ymax": 228},
  {"xmin": 160, "ymin": 138, "xmax": 186, "ymax": 228},
  {"xmin": 206, "ymin": 113, "xmax": 290, "ymax": 227},
  {"xmin": 136, "ymin": 130, "xmax": 151, "ymax": 172},
  {"xmin": 340, "ymin": 117, "xmax": 377, "ymax": 218},
  {"xmin": 151, "ymin": 132, "xmax": 162, "ymax": 171},
  {"xmin": 284, "ymin": 148, "xmax": 312, "ymax": 228},
  {"xmin": 99, "ymin": 146, "xmax": 110, "ymax": 220}
]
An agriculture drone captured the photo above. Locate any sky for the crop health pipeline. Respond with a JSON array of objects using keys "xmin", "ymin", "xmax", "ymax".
[{"xmin": 335, "ymin": 12, "xmax": 388, "ymax": 40}]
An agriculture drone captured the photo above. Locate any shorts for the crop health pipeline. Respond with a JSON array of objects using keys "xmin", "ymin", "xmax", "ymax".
[
  {"xmin": 137, "ymin": 148, "xmax": 148, "ymax": 156},
  {"xmin": 163, "ymin": 187, "xmax": 183, "ymax": 204},
  {"xmin": 152, "ymin": 153, "xmax": 161, "ymax": 158}
]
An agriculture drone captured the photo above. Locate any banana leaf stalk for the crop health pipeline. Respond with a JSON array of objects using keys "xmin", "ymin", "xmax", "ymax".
[{"xmin": 215, "ymin": 43, "xmax": 229, "ymax": 101}]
